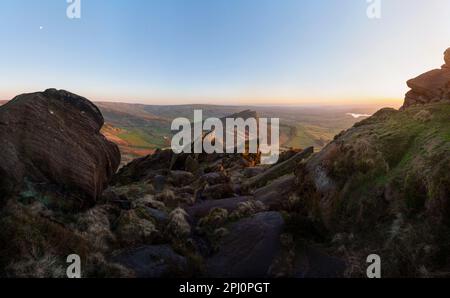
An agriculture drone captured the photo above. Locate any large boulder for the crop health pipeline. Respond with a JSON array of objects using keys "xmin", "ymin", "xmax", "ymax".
[
  {"xmin": 0, "ymin": 89, "xmax": 120, "ymax": 209},
  {"xmin": 254, "ymin": 174, "xmax": 296, "ymax": 210},
  {"xmin": 206, "ymin": 211, "xmax": 285, "ymax": 278},
  {"xmin": 244, "ymin": 147, "xmax": 313, "ymax": 190}
]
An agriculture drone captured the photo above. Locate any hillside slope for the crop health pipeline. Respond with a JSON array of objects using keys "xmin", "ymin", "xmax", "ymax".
[{"xmin": 292, "ymin": 49, "xmax": 450, "ymax": 277}]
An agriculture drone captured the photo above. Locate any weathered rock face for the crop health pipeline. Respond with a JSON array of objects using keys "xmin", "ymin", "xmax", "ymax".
[
  {"xmin": 244, "ymin": 147, "xmax": 313, "ymax": 190},
  {"xmin": 0, "ymin": 89, "xmax": 120, "ymax": 209},
  {"xmin": 206, "ymin": 212, "xmax": 285, "ymax": 278},
  {"xmin": 402, "ymin": 48, "xmax": 450, "ymax": 109}
]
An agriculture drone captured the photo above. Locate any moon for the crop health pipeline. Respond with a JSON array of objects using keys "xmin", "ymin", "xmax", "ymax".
[{"xmin": 39, "ymin": 26, "xmax": 44, "ymax": 30}]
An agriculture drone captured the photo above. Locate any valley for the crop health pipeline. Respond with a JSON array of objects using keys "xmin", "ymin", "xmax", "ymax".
[
  {"xmin": 95, "ymin": 102, "xmax": 385, "ymax": 164},
  {"xmin": 0, "ymin": 99, "xmax": 390, "ymax": 165}
]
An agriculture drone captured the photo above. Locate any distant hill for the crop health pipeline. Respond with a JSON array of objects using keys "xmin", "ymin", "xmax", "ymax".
[
  {"xmin": 96, "ymin": 102, "xmax": 378, "ymax": 164},
  {"xmin": 95, "ymin": 102, "xmax": 173, "ymax": 164},
  {"xmin": 0, "ymin": 97, "xmax": 380, "ymax": 164}
]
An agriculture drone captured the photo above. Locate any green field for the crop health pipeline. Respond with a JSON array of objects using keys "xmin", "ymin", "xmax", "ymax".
[
  {"xmin": 97, "ymin": 102, "xmax": 384, "ymax": 162},
  {"xmin": 118, "ymin": 127, "xmax": 169, "ymax": 150}
]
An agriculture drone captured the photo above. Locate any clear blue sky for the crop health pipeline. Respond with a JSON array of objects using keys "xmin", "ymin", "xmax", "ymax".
[{"xmin": 1, "ymin": 0, "xmax": 449, "ymax": 105}]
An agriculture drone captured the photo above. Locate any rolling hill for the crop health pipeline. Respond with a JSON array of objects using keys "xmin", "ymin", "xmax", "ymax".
[
  {"xmin": 0, "ymin": 98, "xmax": 387, "ymax": 165},
  {"xmin": 96, "ymin": 102, "xmax": 383, "ymax": 164}
]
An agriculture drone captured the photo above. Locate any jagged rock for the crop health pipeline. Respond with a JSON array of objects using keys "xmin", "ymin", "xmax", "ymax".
[
  {"xmin": 244, "ymin": 147, "xmax": 313, "ymax": 190},
  {"xmin": 206, "ymin": 212, "xmax": 284, "ymax": 278},
  {"xmin": 276, "ymin": 148, "xmax": 305, "ymax": 164},
  {"xmin": 254, "ymin": 174, "xmax": 296, "ymax": 209},
  {"xmin": 0, "ymin": 89, "xmax": 120, "ymax": 210},
  {"xmin": 112, "ymin": 245, "xmax": 188, "ymax": 278},
  {"xmin": 402, "ymin": 48, "xmax": 450, "ymax": 109}
]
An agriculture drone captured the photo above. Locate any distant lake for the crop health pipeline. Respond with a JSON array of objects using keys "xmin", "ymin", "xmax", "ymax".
[{"xmin": 346, "ymin": 113, "xmax": 372, "ymax": 119}]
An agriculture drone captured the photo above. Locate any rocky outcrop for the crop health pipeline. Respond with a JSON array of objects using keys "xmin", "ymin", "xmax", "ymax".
[
  {"xmin": 0, "ymin": 89, "xmax": 120, "ymax": 210},
  {"xmin": 244, "ymin": 147, "xmax": 313, "ymax": 190},
  {"xmin": 402, "ymin": 48, "xmax": 450, "ymax": 109},
  {"xmin": 254, "ymin": 174, "xmax": 295, "ymax": 210}
]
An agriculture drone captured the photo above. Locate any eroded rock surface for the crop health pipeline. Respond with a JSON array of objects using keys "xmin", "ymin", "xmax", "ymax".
[
  {"xmin": 206, "ymin": 212, "xmax": 285, "ymax": 278},
  {"xmin": 402, "ymin": 48, "xmax": 450, "ymax": 109},
  {"xmin": 0, "ymin": 89, "xmax": 120, "ymax": 210}
]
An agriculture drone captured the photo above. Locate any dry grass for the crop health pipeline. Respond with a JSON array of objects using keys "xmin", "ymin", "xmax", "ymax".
[
  {"xmin": 229, "ymin": 200, "xmax": 267, "ymax": 220},
  {"xmin": 75, "ymin": 205, "xmax": 116, "ymax": 252},
  {"xmin": 114, "ymin": 210, "xmax": 157, "ymax": 246},
  {"xmin": 165, "ymin": 208, "xmax": 191, "ymax": 240}
]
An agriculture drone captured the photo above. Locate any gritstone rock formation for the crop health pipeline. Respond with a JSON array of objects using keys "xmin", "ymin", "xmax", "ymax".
[
  {"xmin": 402, "ymin": 48, "xmax": 450, "ymax": 109},
  {"xmin": 0, "ymin": 89, "xmax": 120, "ymax": 210}
]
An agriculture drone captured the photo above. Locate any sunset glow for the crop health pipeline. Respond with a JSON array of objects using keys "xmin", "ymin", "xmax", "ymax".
[{"xmin": 1, "ymin": 0, "xmax": 450, "ymax": 106}]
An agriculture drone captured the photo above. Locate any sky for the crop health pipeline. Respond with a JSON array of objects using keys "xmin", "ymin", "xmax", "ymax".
[{"xmin": 0, "ymin": 0, "xmax": 450, "ymax": 106}]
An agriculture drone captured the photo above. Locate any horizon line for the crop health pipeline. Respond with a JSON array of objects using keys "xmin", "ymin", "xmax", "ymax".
[
  {"xmin": 0, "ymin": 97, "xmax": 403, "ymax": 109},
  {"xmin": 0, "ymin": 89, "xmax": 404, "ymax": 108}
]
